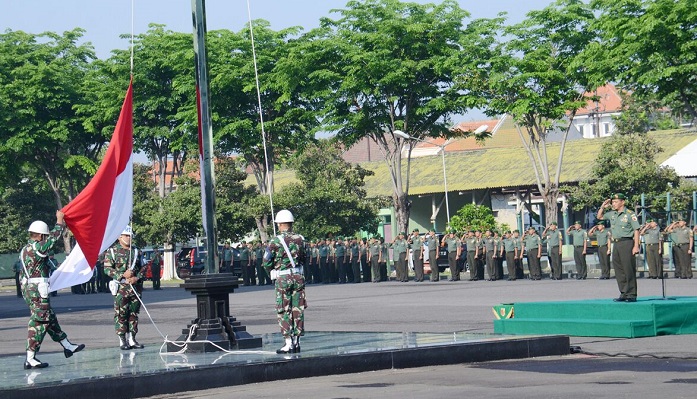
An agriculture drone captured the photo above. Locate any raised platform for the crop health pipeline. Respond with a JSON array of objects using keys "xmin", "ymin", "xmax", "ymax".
[
  {"xmin": 1, "ymin": 331, "xmax": 569, "ymax": 399},
  {"xmin": 494, "ymin": 296, "xmax": 697, "ymax": 338}
]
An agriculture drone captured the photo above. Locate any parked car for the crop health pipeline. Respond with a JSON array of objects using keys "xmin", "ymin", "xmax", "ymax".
[
  {"xmin": 176, "ymin": 247, "xmax": 207, "ymax": 278},
  {"xmin": 422, "ymin": 233, "xmax": 450, "ymax": 274}
]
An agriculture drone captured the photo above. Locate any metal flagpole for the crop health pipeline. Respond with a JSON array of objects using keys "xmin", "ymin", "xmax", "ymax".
[{"xmin": 191, "ymin": 0, "xmax": 218, "ymax": 274}]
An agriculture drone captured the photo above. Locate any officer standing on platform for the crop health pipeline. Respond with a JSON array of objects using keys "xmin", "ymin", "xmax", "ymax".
[
  {"xmin": 640, "ymin": 219, "xmax": 662, "ymax": 279},
  {"xmin": 104, "ymin": 226, "xmax": 146, "ymax": 350},
  {"xmin": 392, "ymin": 232, "xmax": 408, "ymax": 282},
  {"xmin": 442, "ymin": 230, "xmax": 461, "ymax": 281},
  {"xmin": 542, "ymin": 222, "xmax": 563, "ymax": 280},
  {"xmin": 20, "ymin": 211, "xmax": 85, "ymax": 369},
  {"xmin": 408, "ymin": 229, "xmax": 424, "ymax": 282},
  {"xmin": 522, "ymin": 226, "xmax": 542, "ymax": 280},
  {"xmin": 589, "ymin": 221, "xmax": 612, "ymax": 279},
  {"xmin": 567, "ymin": 221, "xmax": 589, "ymax": 279},
  {"xmin": 263, "ymin": 209, "xmax": 306, "ymax": 354},
  {"xmin": 598, "ymin": 193, "xmax": 641, "ymax": 302}
]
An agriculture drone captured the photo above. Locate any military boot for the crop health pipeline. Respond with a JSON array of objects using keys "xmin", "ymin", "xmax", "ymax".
[
  {"xmin": 24, "ymin": 351, "xmax": 48, "ymax": 369},
  {"xmin": 276, "ymin": 337, "xmax": 293, "ymax": 354},
  {"xmin": 119, "ymin": 335, "xmax": 130, "ymax": 350},
  {"xmin": 292, "ymin": 336, "xmax": 301, "ymax": 353},
  {"xmin": 60, "ymin": 338, "xmax": 85, "ymax": 358},
  {"xmin": 127, "ymin": 332, "xmax": 144, "ymax": 349}
]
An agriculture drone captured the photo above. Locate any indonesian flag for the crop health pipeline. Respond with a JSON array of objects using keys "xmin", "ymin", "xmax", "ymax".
[{"xmin": 49, "ymin": 81, "xmax": 134, "ymax": 292}]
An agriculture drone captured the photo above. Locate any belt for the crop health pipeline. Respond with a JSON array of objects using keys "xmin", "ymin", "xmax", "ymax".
[
  {"xmin": 645, "ymin": 243, "xmax": 659, "ymax": 246},
  {"xmin": 277, "ymin": 267, "xmax": 302, "ymax": 276},
  {"xmin": 26, "ymin": 277, "xmax": 49, "ymax": 284},
  {"xmin": 612, "ymin": 237, "xmax": 632, "ymax": 242}
]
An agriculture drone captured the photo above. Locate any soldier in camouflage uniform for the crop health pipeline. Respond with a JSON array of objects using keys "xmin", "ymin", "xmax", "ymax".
[
  {"xmin": 20, "ymin": 211, "xmax": 84, "ymax": 369},
  {"xmin": 264, "ymin": 210, "xmax": 307, "ymax": 354},
  {"xmin": 104, "ymin": 226, "xmax": 145, "ymax": 350}
]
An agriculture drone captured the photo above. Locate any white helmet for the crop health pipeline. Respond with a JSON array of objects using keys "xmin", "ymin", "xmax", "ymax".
[
  {"xmin": 28, "ymin": 221, "xmax": 50, "ymax": 235},
  {"xmin": 275, "ymin": 209, "xmax": 294, "ymax": 223},
  {"xmin": 121, "ymin": 225, "xmax": 133, "ymax": 236}
]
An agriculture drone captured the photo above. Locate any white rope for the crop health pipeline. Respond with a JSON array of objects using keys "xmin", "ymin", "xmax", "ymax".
[
  {"xmin": 246, "ymin": 0, "xmax": 276, "ymax": 235},
  {"xmin": 130, "ymin": 0, "xmax": 134, "ymax": 74}
]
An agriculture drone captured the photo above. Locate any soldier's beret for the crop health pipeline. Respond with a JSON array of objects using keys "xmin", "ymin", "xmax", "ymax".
[
  {"xmin": 646, "ymin": 218, "xmax": 654, "ymax": 223},
  {"xmin": 551, "ymin": 222, "xmax": 558, "ymax": 225},
  {"xmin": 413, "ymin": 228, "xmax": 419, "ymax": 232},
  {"xmin": 596, "ymin": 221, "xmax": 605, "ymax": 226},
  {"xmin": 611, "ymin": 193, "xmax": 626, "ymax": 200},
  {"xmin": 399, "ymin": 232, "xmax": 406, "ymax": 236},
  {"xmin": 574, "ymin": 220, "xmax": 581, "ymax": 225},
  {"xmin": 527, "ymin": 226, "xmax": 535, "ymax": 230}
]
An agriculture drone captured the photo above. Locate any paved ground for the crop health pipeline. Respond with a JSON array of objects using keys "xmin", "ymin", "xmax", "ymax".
[{"xmin": 1, "ymin": 274, "xmax": 696, "ymax": 398}]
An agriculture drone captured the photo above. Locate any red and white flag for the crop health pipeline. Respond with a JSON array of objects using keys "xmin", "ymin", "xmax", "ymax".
[{"xmin": 50, "ymin": 81, "xmax": 134, "ymax": 292}]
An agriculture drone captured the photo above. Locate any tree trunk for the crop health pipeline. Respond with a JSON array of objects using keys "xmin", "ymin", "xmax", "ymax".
[
  {"xmin": 256, "ymin": 216, "xmax": 269, "ymax": 243},
  {"xmin": 162, "ymin": 241, "xmax": 177, "ymax": 280},
  {"xmin": 393, "ymin": 192, "xmax": 410, "ymax": 235},
  {"xmin": 543, "ymin": 188, "xmax": 559, "ymax": 226}
]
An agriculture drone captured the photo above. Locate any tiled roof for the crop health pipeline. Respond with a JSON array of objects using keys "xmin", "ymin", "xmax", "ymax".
[
  {"xmin": 247, "ymin": 129, "xmax": 697, "ymax": 197},
  {"xmin": 576, "ymin": 83, "xmax": 623, "ymax": 116}
]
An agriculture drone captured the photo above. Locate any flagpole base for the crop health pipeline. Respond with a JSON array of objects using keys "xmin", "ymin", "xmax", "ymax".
[{"xmin": 166, "ymin": 273, "xmax": 262, "ymax": 352}]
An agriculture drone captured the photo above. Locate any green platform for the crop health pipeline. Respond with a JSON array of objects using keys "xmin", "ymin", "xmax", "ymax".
[{"xmin": 494, "ymin": 296, "xmax": 697, "ymax": 338}]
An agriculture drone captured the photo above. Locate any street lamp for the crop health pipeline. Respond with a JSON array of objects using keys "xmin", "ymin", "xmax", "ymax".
[{"xmin": 394, "ymin": 126, "xmax": 488, "ymax": 230}]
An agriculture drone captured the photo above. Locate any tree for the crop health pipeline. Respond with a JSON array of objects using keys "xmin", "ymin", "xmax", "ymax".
[
  {"xmin": 0, "ymin": 29, "xmax": 103, "ymax": 251},
  {"xmin": 590, "ymin": 0, "xmax": 697, "ymax": 123},
  {"xmin": 285, "ymin": 0, "xmax": 494, "ymax": 235},
  {"xmin": 482, "ymin": 0, "xmax": 600, "ymax": 225},
  {"xmin": 448, "ymin": 204, "xmax": 497, "ymax": 233},
  {"xmin": 275, "ymin": 140, "xmax": 383, "ymax": 239},
  {"xmin": 0, "ymin": 181, "xmax": 59, "ymax": 253},
  {"xmin": 210, "ymin": 23, "xmax": 320, "ymax": 242},
  {"xmin": 565, "ymin": 133, "xmax": 680, "ymax": 210}
]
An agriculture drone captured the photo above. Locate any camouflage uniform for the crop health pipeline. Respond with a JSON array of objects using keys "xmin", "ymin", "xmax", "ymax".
[
  {"xmin": 104, "ymin": 244, "xmax": 143, "ymax": 338},
  {"xmin": 20, "ymin": 224, "xmax": 67, "ymax": 352},
  {"xmin": 264, "ymin": 231, "xmax": 307, "ymax": 339}
]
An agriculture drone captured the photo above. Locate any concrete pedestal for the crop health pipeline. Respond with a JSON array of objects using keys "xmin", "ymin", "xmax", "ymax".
[{"xmin": 166, "ymin": 273, "xmax": 262, "ymax": 352}]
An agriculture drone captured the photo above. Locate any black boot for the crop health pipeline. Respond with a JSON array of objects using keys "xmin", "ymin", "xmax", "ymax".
[
  {"xmin": 60, "ymin": 338, "xmax": 85, "ymax": 358},
  {"xmin": 119, "ymin": 335, "xmax": 130, "ymax": 350},
  {"xmin": 127, "ymin": 332, "xmax": 144, "ymax": 349},
  {"xmin": 292, "ymin": 336, "xmax": 301, "ymax": 353},
  {"xmin": 24, "ymin": 351, "xmax": 48, "ymax": 369}
]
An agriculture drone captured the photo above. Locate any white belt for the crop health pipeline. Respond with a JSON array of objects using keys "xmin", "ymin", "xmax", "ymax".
[
  {"xmin": 277, "ymin": 267, "xmax": 302, "ymax": 276},
  {"xmin": 26, "ymin": 277, "xmax": 49, "ymax": 284}
]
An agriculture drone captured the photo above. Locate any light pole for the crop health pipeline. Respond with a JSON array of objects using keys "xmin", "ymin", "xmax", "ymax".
[{"xmin": 395, "ymin": 126, "xmax": 487, "ymax": 230}]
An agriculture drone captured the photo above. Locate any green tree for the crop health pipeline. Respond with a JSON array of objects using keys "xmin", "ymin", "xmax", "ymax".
[
  {"xmin": 0, "ymin": 181, "xmax": 59, "ymax": 253},
  {"xmin": 448, "ymin": 204, "xmax": 497, "ymax": 234},
  {"xmin": 275, "ymin": 140, "xmax": 383, "ymax": 239},
  {"xmin": 211, "ymin": 23, "xmax": 320, "ymax": 242},
  {"xmin": 482, "ymin": 0, "xmax": 600, "ymax": 225},
  {"xmin": 290, "ymin": 0, "xmax": 493, "ymax": 234},
  {"xmin": 590, "ymin": 0, "xmax": 697, "ymax": 122},
  {"xmin": 565, "ymin": 133, "xmax": 680, "ymax": 210},
  {"xmin": 0, "ymin": 29, "xmax": 102, "ymax": 251}
]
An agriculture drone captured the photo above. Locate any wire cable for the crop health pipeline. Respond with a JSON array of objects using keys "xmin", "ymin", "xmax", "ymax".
[{"xmin": 572, "ymin": 346, "xmax": 697, "ymax": 360}]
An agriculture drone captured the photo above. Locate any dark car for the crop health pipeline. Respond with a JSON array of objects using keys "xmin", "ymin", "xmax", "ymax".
[
  {"xmin": 422, "ymin": 233, "xmax": 450, "ymax": 273},
  {"xmin": 176, "ymin": 247, "xmax": 207, "ymax": 278}
]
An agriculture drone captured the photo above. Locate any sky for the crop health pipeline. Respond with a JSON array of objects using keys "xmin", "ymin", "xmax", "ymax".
[{"xmin": 2, "ymin": 0, "xmax": 555, "ymax": 124}]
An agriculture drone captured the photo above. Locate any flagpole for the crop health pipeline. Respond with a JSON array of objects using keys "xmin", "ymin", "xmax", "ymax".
[{"xmin": 191, "ymin": 0, "xmax": 218, "ymax": 274}]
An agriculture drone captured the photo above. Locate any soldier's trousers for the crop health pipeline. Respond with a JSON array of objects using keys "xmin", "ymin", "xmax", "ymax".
[
  {"xmin": 597, "ymin": 245, "xmax": 611, "ymax": 278},
  {"xmin": 506, "ymin": 252, "xmax": 516, "ymax": 280},
  {"xmin": 613, "ymin": 239, "xmax": 637, "ymax": 299},
  {"xmin": 275, "ymin": 273, "xmax": 306, "ymax": 337},
  {"xmin": 645, "ymin": 243, "xmax": 661, "ymax": 278},
  {"xmin": 486, "ymin": 251, "xmax": 496, "ymax": 280},
  {"xmin": 361, "ymin": 255, "xmax": 370, "ymax": 282},
  {"xmin": 549, "ymin": 246, "xmax": 562, "ymax": 279},
  {"xmin": 573, "ymin": 246, "xmax": 587, "ymax": 278},
  {"xmin": 413, "ymin": 253, "xmax": 423, "ymax": 281},
  {"xmin": 337, "ymin": 257, "xmax": 348, "ymax": 283},
  {"xmin": 527, "ymin": 252, "xmax": 541, "ymax": 279},
  {"xmin": 371, "ymin": 255, "xmax": 380, "ymax": 282},
  {"xmin": 673, "ymin": 245, "xmax": 692, "ymax": 278},
  {"xmin": 429, "ymin": 250, "xmax": 439, "ymax": 281},
  {"xmin": 351, "ymin": 258, "xmax": 361, "ymax": 283},
  {"xmin": 396, "ymin": 252, "xmax": 407, "ymax": 281},
  {"xmin": 320, "ymin": 256, "xmax": 330, "ymax": 283},
  {"xmin": 467, "ymin": 252, "xmax": 477, "ymax": 280},
  {"xmin": 448, "ymin": 251, "xmax": 458, "ymax": 280},
  {"xmin": 23, "ymin": 284, "xmax": 67, "ymax": 351},
  {"xmin": 114, "ymin": 291, "xmax": 141, "ymax": 336}
]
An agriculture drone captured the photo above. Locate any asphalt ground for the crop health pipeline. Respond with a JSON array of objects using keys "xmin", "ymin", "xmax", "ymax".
[{"xmin": 1, "ymin": 273, "xmax": 696, "ymax": 398}]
